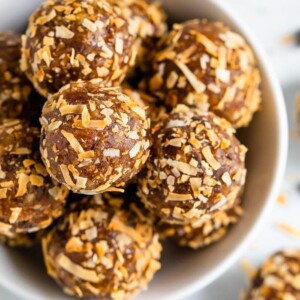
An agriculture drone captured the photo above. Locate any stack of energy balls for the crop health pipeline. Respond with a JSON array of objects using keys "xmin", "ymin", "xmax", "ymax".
[{"xmin": 0, "ymin": 0, "xmax": 262, "ymax": 299}]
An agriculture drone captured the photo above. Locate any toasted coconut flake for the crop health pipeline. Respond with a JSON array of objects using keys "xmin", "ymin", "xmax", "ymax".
[
  {"xmin": 36, "ymin": 9, "xmax": 56, "ymax": 25},
  {"xmin": 200, "ymin": 54, "xmax": 210, "ymax": 70},
  {"xmin": 169, "ymin": 138, "xmax": 184, "ymax": 147},
  {"xmin": 9, "ymin": 207, "xmax": 22, "ymax": 224},
  {"xmin": 60, "ymin": 165, "xmax": 75, "ymax": 188},
  {"xmin": 59, "ymin": 105, "xmax": 85, "ymax": 115},
  {"xmin": 57, "ymin": 254, "xmax": 101, "ymax": 283},
  {"xmin": 35, "ymin": 163, "xmax": 48, "ymax": 176},
  {"xmin": 175, "ymin": 60, "xmax": 206, "ymax": 94},
  {"xmin": 192, "ymin": 30, "xmax": 218, "ymax": 56},
  {"xmin": 109, "ymin": 219, "xmax": 145, "ymax": 244},
  {"xmin": 82, "ymin": 18, "xmax": 97, "ymax": 32},
  {"xmin": 15, "ymin": 173, "xmax": 29, "ymax": 197},
  {"xmin": 81, "ymin": 106, "xmax": 91, "ymax": 128},
  {"xmin": 277, "ymin": 223, "xmax": 300, "ymax": 238},
  {"xmin": 210, "ymin": 197, "xmax": 227, "ymax": 211},
  {"xmin": 103, "ymin": 187, "xmax": 124, "ymax": 193},
  {"xmin": 0, "ymin": 168, "xmax": 5, "ymax": 179},
  {"xmin": 97, "ymin": 67, "xmax": 109, "ymax": 77},
  {"xmin": 131, "ymin": 106, "xmax": 146, "ymax": 119},
  {"xmin": 167, "ymin": 119, "xmax": 188, "ymax": 128},
  {"xmin": 61, "ymin": 130, "xmax": 84, "ymax": 153},
  {"xmin": 277, "ymin": 194, "xmax": 287, "ymax": 205},
  {"xmin": 166, "ymin": 193, "xmax": 194, "ymax": 201},
  {"xmin": 69, "ymin": 48, "xmax": 75, "ymax": 65},
  {"xmin": 188, "ymin": 137, "xmax": 202, "ymax": 148},
  {"xmin": 128, "ymin": 131, "xmax": 139, "ymax": 140},
  {"xmin": 103, "ymin": 149, "xmax": 120, "ymax": 158},
  {"xmin": 202, "ymin": 146, "xmax": 221, "ymax": 170},
  {"xmin": 48, "ymin": 121, "xmax": 62, "ymax": 131},
  {"xmin": 217, "ymin": 86, "xmax": 237, "ymax": 109},
  {"xmin": 189, "ymin": 178, "xmax": 202, "ymax": 197},
  {"xmin": 221, "ymin": 172, "xmax": 232, "ymax": 186},
  {"xmin": 65, "ymin": 237, "xmax": 84, "ymax": 253},
  {"xmin": 207, "ymin": 83, "xmax": 221, "ymax": 94},
  {"xmin": 166, "ymin": 71, "xmax": 179, "ymax": 89},
  {"xmin": 76, "ymin": 177, "xmax": 87, "ymax": 189},
  {"xmin": 55, "ymin": 26, "xmax": 75, "ymax": 39},
  {"xmin": 11, "ymin": 148, "xmax": 31, "ymax": 155},
  {"xmin": 0, "ymin": 181, "xmax": 14, "ymax": 188},
  {"xmin": 240, "ymin": 260, "xmax": 256, "ymax": 278},
  {"xmin": 85, "ymin": 226, "xmax": 98, "ymax": 241},
  {"xmin": 167, "ymin": 159, "xmax": 198, "ymax": 176},
  {"xmin": 0, "ymin": 188, "xmax": 7, "ymax": 199},
  {"xmin": 216, "ymin": 69, "xmax": 230, "ymax": 83},
  {"xmin": 78, "ymin": 151, "xmax": 95, "ymax": 161},
  {"xmin": 29, "ymin": 175, "xmax": 44, "ymax": 186},
  {"xmin": 74, "ymin": 119, "xmax": 110, "ymax": 130},
  {"xmin": 129, "ymin": 142, "xmax": 142, "ymax": 158},
  {"xmin": 115, "ymin": 34, "xmax": 124, "ymax": 55},
  {"xmin": 0, "ymin": 222, "xmax": 12, "ymax": 231}
]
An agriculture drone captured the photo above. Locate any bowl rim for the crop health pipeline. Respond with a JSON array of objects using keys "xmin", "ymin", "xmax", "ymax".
[{"xmin": 0, "ymin": 0, "xmax": 288, "ymax": 300}]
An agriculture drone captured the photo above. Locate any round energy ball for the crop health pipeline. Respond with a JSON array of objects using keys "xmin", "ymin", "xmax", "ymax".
[
  {"xmin": 0, "ymin": 119, "xmax": 69, "ymax": 236},
  {"xmin": 144, "ymin": 19, "xmax": 262, "ymax": 128},
  {"xmin": 158, "ymin": 205, "xmax": 243, "ymax": 249},
  {"xmin": 0, "ymin": 32, "xmax": 32, "ymax": 118},
  {"xmin": 40, "ymin": 81, "xmax": 151, "ymax": 194},
  {"xmin": 246, "ymin": 250, "xmax": 300, "ymax": 300},
  {"xmin": 137, "ymin": 105, "xmax": 247, "ymax": 225},
  {"xmin": 42, "ymin": 194, "xmax": 162, "ymax": 299},
  {"xmin": 21, "ymin": 0, "xmax": 136, "ymax": 97}
]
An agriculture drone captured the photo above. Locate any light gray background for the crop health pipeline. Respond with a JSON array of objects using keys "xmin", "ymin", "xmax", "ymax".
[{"xmin": 1, "ymin": 0, "xmax": 300, "ymax": 299}]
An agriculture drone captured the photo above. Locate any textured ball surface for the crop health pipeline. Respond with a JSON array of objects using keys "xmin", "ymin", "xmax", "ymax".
[
  {"xmin": 138, "ymin": 105, "xmax": 247, "ymax": 225},
  {"xmin": 21, "ymin": 0, "xmax": 136, "ymax": 97},
  {"xmin": 246, "ymin": 250, "xmax": 300, "ymax": 300},
  {"xmin": 158, "ymin": 205, "xmax": 243, "ymax": 249},
  {"xmin": 40, "ymin": 81, "xmax": 151, "ymax": 194},
  {"xmin": 144, "ymin": 19, "xmax": 262, "ymax": 128},
  {"xmin": 42, "ymin": 194, "xmax": 162, "ymax": 299},
  {"xmin": 0, "ymin": 32, "xmax": 32, "ymax": 118},
  {"xmin": 0, "ymin": 119, "xmax": 68, "ymax": 236}
]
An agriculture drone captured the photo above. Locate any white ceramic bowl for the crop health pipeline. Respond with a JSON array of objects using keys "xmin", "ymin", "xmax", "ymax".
[{"xmin": 0, "ymin": 0, "xmax": 288, "ymax": 300}]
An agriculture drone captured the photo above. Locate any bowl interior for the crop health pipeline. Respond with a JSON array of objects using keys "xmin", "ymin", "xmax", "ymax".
[{"xmin": 0, "ymin": 1, "xmax": 287, "ymax": 300}]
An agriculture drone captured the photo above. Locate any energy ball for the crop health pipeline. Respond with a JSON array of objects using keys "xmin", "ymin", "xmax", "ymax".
[
  {"xmin": 21, "ymin": 0, "xmax": 136, "ymax": 97},
  {"xmin": 42, "ymin": 194, "xmax": 162, "ymax": 299},
  {"xmin": 145, "ymin": 19, "xmax": 262, "ymax": 128},
  {"xmin": 40, "ymin": 81, "xmax": 151, "ymax": 194},
  {"xmin": 246, "ymin": 250, "xmax": 300, "ymax": 300},
  {"xmin": 0, "ymin": 32, "xmax": 32, "ymax": 118},
  {"xmin": 158, "ymin": 205, "xmax": 243, "ymax": 249},
  {"xmin": 0, "ymin": 119, "xmax": 68, "ymax": 236},
  {"xmin": 138, "ymin": 105, "xmax": 247, "ymax": 225}
]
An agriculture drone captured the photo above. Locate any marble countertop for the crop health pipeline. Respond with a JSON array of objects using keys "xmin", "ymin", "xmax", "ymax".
[{"xmin": 2, "ymin": 0, "xmax": 300, "ymax": 299}]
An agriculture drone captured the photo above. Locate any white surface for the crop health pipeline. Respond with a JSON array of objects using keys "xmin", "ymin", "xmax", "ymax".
[{"xmin": 0, "ymin": 0, "xmax": 295, "ymax": 299}]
